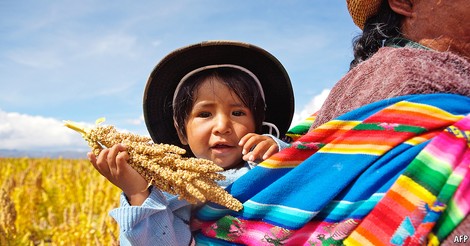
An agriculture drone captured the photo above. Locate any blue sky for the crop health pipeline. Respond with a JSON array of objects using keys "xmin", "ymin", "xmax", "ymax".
[{"xmin": 0, "ymin": 0, "xmax": 360, "ymax": 152}]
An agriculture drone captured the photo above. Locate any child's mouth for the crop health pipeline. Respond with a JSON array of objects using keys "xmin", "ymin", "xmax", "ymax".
[{"xmin": 212, "ymin": 144, "xmax": 231, "ymax": 149}]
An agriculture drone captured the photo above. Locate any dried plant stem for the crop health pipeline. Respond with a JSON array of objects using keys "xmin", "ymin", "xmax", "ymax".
[{"xmin": 64, "ymin": 121, "xmax": 243, "ymax": 211}]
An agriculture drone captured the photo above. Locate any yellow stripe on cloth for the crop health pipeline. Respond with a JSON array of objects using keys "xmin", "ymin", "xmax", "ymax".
[
  {"xmin": 316, "ymin": 120, "xmax": 361, "ymax": 130},
  {"xmin": 392, "ymin": 175, "xmax": 437, "ymax": 206},
  {"xmin": 390, "ymin": 101, "xmax": 464, "ymax": 122},
  {"xmin": 259, "ymin": 159, "xmax": 302, "ymax": 169},
  {"xmin": 404, "ymin": 132, "xmax": 438, "ymax": 146},
  {"xmin": 345, "ymin": 230, "xmax": 376, "ymax": 246},
  {"xmin": 319, "ymin": 143, "xmax": 390, "ymax": 155}
]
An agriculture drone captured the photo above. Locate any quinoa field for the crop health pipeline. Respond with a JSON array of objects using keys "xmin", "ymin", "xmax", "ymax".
[{"xmin": 0, "ymin": 157, "xmax": 121, "ymax": 245}]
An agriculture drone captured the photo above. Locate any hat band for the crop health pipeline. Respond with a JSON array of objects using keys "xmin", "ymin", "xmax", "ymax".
[
  {"xmin": 172, "ymin": 64, "xmax": 266, "ymax": 108},
  {"xmin": 262, "ymin": 121, "xmax": 280, "ymax": 138}
]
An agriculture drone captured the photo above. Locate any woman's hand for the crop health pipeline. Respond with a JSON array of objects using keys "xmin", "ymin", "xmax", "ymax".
[
  {"xmin": 239, "ymin": 133, "xmax": 278, "ymax": 162},
  {"xmin": 88, "ymin": 143, "xmax": 149, "ymax": 205}
]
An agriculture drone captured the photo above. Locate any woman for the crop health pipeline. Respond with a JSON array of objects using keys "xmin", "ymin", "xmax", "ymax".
[
  {"xmin": 312, "ymin": 0, "xmax": 470, "ymax": 129},
  {"xmin": 192, "ymin": 0, "xmax": 470, "ymax": 245}
]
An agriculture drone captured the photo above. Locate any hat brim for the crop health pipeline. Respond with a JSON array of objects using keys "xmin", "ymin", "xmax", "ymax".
[
  {"xmin": 143, "ymin": 40, "xmax": 294, "ymax": 153},
  {"xmin": 347, "ymin": 0, "xmax": 382, "ymax": 29}
]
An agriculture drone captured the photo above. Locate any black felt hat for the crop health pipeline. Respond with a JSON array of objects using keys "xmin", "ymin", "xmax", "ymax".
[{"xmin": 143, "ymin": 40, "xmax": 294, "ymax": 150}]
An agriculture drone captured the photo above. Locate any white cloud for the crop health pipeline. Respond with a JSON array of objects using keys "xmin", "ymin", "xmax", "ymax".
[
  {"xmin": 7, "ymin": 49, "xmax": 63, "ymax": 69},
  {"xmin": 0, "ymin": 109, "xmax": 89, "ymax": 151},
  {"xmin": 81, "ymin": 33, "xmax": 138, "ymax": 58},
  {"xmin": 291, "ymin": 89, "xmax": 330, "ymax": 127},
  {"xmin": 0, "ymin": 109, "xmax": 149, "ymax": 152},
  {"xmin": 125, "ymin": 115, "xmax": 145, "ymax": 126},
  {"xmin": 0, "ymin": 89, "xmax": 330, "ymax": 152}
]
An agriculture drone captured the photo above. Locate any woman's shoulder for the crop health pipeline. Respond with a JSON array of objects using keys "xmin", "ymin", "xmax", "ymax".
[
  {"xmin": 373, "ymin": 46, "xmax": 470, "ymax": 67},
  {"xmin": 348, "ymin": 46, "xmax": 470, "ymax": 86}
]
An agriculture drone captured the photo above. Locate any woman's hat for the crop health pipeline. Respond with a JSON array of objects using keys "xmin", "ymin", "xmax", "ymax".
[
  {"xmin": 347, "ymin": 0, "xmax": 382, "ymax": 29},
  {"xmin": 143, "ymin": 40, "xmax": 294, "ymax": 151}
]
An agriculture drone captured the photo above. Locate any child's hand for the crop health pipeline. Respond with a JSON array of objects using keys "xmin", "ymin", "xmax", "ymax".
[
  {"xmin": 239, "ymin": 133, "xmax": 278, "ymax": 162},
  {"xmin": 88, "ymin": 143, "xmax": 149, "ymax": 205}
]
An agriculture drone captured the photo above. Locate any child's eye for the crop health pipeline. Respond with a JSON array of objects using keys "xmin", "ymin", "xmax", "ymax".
[
  {"xmin": 232, "ymin": 111, "xmax": 246, "ymax": 116},
  {"xmin": 197, "ymin": 112, "xmax": 211, "ymax": 118}
]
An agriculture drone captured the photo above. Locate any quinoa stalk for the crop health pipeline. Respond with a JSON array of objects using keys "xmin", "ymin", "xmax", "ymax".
[{"xmin": 64, "ymin": 119, "xmax": 243, "ymax": 211}]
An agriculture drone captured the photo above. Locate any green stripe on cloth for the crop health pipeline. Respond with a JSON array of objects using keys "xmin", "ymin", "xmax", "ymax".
[
  {"xmin": 435, "ymin": 199, "xmax": 464, "ymax": 239},
  {"xmin": 404, "ymin": 158, "xmax": 448, "ymax": 196},
  {"xmin": 353, "ymin": 123, "xmax": 426, "ymax": 134}
]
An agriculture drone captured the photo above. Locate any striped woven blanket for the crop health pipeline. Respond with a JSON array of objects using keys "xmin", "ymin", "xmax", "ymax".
[{"xmin": 191, "ymin": 93, "xmax": 470, "ymax": 245}]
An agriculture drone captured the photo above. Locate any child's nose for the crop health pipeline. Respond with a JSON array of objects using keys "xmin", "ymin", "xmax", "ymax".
[{"xmin": 213, "ymin": 115, "xmax": 232, "ymax": 134}]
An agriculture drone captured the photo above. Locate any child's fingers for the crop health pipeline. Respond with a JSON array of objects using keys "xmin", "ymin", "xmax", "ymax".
[
  {"xmin": 116, "ymin": 151, "xmax": 129, "ymax": 165},
  {"xmin": 262, "ymin": 145, "xmax": 279, "ymax": 160},
  {"xmin": 238, "ymin": 133, "xmax": 254, "ymax": 146},
  {"xmin": 242, "ymin": 142, "xmax": 259, "ymax": 161},
  {"xmin": 242, "ymin": 151, "xmax": 253, "ymax": 161},
  {"xmin": 240, "ymin": 134, "xmax": 260, "ymax": 155},
  {"xmin": 108, "ymin": 144, "xmax": 132, "ymax": 177},
  {"xmin": 88, "ymin": 152, "xmax": 101, "ymax": 174},
  {"xmin": 116, "ymin": 143, "xmax": 128, "ymax": 152},
  {"xmin": 239, "ymin": 133, "xmax": 257, "ymax": 154},
  {"xmin": 115, "ymin": 144, "xmax": 129, "ymax": 167},
  {"xmin": 107, "ymin": 145, "xmax": 121, "ymax": 171},
  {"xmin": 241, "ymin": 134, "xmax": 280, "ymax": 161},
  {"xmin": 87, "ymin": 152, "xmax": 96, "ymax": 164},
  {"xmin": 96, "ymin": 148, "xmax": 110, "ymax": 167},
  {"xmin": 92, "ymin": 148, "xmax": 111, "ymax": 177},
  {"xmin": 246, "ymin": 140, "xmax": 272, "ymax": 161}
]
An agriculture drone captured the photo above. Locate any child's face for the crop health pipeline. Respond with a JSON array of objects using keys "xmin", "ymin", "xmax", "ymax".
[{"xmin": 183, "ymin": 78, "xmax": 256, "ymax": 169}]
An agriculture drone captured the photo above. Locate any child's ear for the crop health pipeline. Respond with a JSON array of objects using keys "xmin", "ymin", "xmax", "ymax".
[
  {"xmin": 174, "ymin": 122, "xmax": 188, "ymax": 145},
  {"xmin": 178, "ymin": 133, "xmax": 188, "ymax": 145}
]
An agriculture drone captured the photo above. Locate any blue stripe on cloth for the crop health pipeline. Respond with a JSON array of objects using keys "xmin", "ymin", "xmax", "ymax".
[
  {"xmin": 196, "ymin": 205, "xmax": 240, "ymax": 221},
  {"xmin": 241, "ymin": 200, "xmax": 319, "ymax": 229},
  {"xmin": 317, "ymin": 194, "xmax": 384, "ymax": 221},
  {"xmin": 244, "ymin": 152, "xmax": 378, "ymax": 210}
]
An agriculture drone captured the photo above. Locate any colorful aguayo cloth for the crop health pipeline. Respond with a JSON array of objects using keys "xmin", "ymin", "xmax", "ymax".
[{"xmin": 191, "ymin": 93, "xmax": 470, "ymax": 245}]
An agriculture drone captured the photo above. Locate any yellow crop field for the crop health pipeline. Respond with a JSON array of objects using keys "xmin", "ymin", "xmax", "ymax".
[{"xmin": 0, "ymin": 157, "xmax": 121, "ymax": 245}]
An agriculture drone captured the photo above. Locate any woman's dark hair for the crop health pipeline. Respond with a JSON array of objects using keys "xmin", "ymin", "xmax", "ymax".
[
  {"xmin": 173, "ymin": 67, "xmax": 266, "ymax": 141},
  {"xmin": 350, "ymin": 1, "xmax": 403, "ymax": 69}
]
